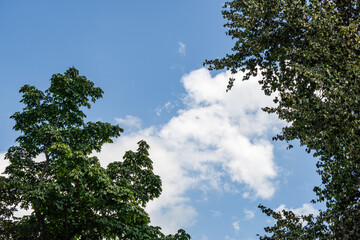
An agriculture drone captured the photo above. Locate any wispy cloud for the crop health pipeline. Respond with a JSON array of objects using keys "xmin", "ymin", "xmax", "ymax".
[
  {"xmin": 115, "ymin": 115, "xmax": 142, "ymax": 129},
  {"xmin": 155, "ymin": 101, "xmax": 175, "ymax": 116},
  {"xmin": 178, "ymin": 42, "xmax": 186, "ymax": 56},
  {"xmin": 210, "ymin": 209, "xmax": 222, "ymax": 217},
  {"xmin": 225, "ymin": 236, "xmax": 236, "ymax": 240},
  {"xmin": 244, "ymin": 208, "xmax": 255, "ymax": 220},
  {"xmin": 233, "ymin": 221, "xmax": 240, "ymax": 231}
]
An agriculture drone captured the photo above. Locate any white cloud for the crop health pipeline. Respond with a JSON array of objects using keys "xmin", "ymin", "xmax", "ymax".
[
  {"xmin": 115, "ymin": 115, "xmax": 142, "ymax": 129},
  {"xmin": 275, "ymin": 203, "xmax": 319, "ymax": 217},
  {"xmin": 0, "ymin": 152, "xmax": 33, "ymax": 218},
  {"xmin": 232, "ymin": 221, "xmax": 240, "ymax": 231},
  {"xmin": 95, "ymin": 68, "xmax": 282, "ymax": 233},
  {"xmin": 0, "ymin": 152, "xmax": 8, "ymax": 176},
  {"xmin": 244, "ymin": 208, "xmax": 255, "ymax": 220},
  {"xmin": 178, "ymin": 42, "xmax": 186, "ymax": 56},
  {"xmin": 274, "ymin": 203, "xmax": 319, "ymax": 227}
]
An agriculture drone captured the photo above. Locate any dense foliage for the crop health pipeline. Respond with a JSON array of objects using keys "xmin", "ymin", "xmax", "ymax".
[
  {"xmin": 0, "ymin": 68, "xmax": 190, "ymax": 240},
  {"xmin": 205, "ymin": 0, "xmax": 360, "ymax": 239}
]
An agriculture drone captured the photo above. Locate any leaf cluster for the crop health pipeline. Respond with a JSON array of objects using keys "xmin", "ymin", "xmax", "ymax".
[
  {"xmin": 0, "ymin": 68, "xmax": 190, "ymax": 240},
  {"xmin": 205, "ymin": 0, "xmax": 360, "ymax": 239}
]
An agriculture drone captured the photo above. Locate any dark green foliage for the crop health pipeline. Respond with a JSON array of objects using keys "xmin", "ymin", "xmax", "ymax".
[
  {"xmin": 0, "ymin": 68, "xmax": 190, "ymax": 240},
  {"xmin": 205, "ymin": 0, "xmax": 360, "ymax": 239}
]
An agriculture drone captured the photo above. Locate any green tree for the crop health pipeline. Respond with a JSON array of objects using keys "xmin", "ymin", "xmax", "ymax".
[
  {"xmin": 205, "ymin": 0, "xmax": 360, "ymax": 239},
  {"xmin": 0, "ymin": 67, "xmax": 190, "ymax": 240}
]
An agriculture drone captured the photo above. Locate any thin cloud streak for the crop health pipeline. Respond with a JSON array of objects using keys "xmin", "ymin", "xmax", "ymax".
[
  {"xmin": 178, "ymin": 42, "xmax": 186, "ymax": 56},
  {"xmin": 115, "ymin": 115, "xmax": 142, "ymax": 129}
]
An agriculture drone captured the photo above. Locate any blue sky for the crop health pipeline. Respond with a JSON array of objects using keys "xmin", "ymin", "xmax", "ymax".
[{"xmin": 0, "ymin": 1, "xmax": 322, "ymax": 239}]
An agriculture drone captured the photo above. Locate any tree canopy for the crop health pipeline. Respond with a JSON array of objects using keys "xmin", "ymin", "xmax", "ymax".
[
  {"xmin": 0, "ymin": 67, "xmax": 190, "ymax": 240},
  {"xmin": 205, "ymin": 0, "xmax": 360, "ymax": 239}
]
